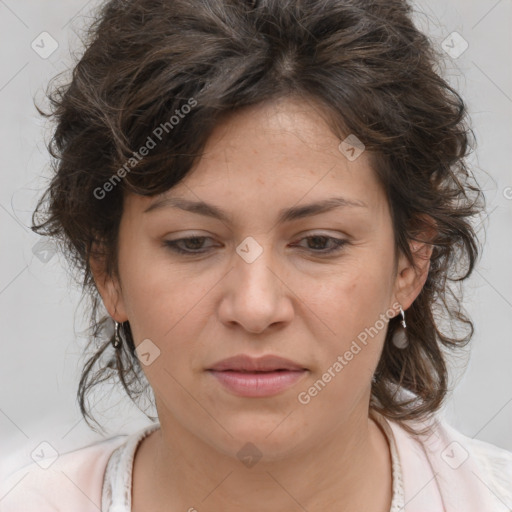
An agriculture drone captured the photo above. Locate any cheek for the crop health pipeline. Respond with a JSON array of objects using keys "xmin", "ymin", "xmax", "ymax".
[
  {"xmin": 295, "ymin": 274, "xmax": 390, "ymax": 416},
  {"xmin": 118, "ymin": 245, "xmax": 221, "ymax": 363},
  {"xmin": 116, "ymin": 240, "xmax": 181, "ymax": 338},
  {"xmin": 306, "ymin": 259, "xmax": 391, "ymax": 335},
  {"xmin": 298, "ymin": 251, "xmax": 394, "ymax": 388}
]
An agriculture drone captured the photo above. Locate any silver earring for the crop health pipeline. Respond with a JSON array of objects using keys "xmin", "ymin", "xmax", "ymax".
[
  {"xmin": 391, "ymin": 306, "xmax": 408, "ymax": 349},
  {"xmin": 113, "ymin": 321, "xmax": 125, "ymax": 349}
]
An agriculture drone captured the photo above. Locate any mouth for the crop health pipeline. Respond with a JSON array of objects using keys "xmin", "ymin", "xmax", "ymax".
[
  {"xmin": 207, "ymin": 354, "xmax": 307, "ymax": 373},
  {"xmin": 207, "ymin": 369, "xmax": 307, "ymax": 397},
  {"xmin": 206, "ymin": 355, "xmax": 308, "ymax": 397},
  {"xmin": 219, "ymin": 369, "xmax": 299, "ymax": 373}
]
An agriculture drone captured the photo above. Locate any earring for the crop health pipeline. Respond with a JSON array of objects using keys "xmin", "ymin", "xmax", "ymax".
[
  {"xmin": 391, "ymin": 306, "xmax": 408, "ymax": 349},
  {"xmin": 113, "ymin": 321, "xmax": 125, "ymax": 349}
]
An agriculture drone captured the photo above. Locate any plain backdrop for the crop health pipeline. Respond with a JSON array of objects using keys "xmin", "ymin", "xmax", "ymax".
[{"xmin": 1, "ymin": 0, "xmax": 511, "ymax": 482}]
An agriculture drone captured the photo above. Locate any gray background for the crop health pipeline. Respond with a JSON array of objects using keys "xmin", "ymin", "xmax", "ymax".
[{"xmin": 1, "ymin": 0, "xmax": 511, "ymax": 481}]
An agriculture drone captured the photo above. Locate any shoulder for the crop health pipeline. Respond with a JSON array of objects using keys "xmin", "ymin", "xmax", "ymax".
[
  {"xmin": 0, "ymin": 434, "xmax": 128, "ymax": 512},
  {"xmin": 434, "ymin": 419, "xmax": 512, "ymax": 501},
  {"xmin": 388, "ymin": 412, "xmax": 512, "ymax": 511}
]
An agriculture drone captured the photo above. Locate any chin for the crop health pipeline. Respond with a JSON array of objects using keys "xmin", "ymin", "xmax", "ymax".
[{"xmin": 204, "ymin": 415, "xmax": 308, "ymax": 460}]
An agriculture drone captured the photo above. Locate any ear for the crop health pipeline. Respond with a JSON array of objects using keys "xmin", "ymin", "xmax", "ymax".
[
  {"xmin": 89, "ymin": 244, "xmax": 128, "ymax": 323},
  {"xmin": 392, "ymin": 215, "xmax": 437, "ymax": 312}
]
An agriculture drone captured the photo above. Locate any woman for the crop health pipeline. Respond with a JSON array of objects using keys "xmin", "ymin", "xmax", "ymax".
[{"xmin": 1, "ymin": 0, "xmax": 511, "ymax": 510}]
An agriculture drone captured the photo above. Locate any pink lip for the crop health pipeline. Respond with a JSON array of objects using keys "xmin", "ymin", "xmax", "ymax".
[
  {"xmin": 206, "ymin": 354, "xmax": 308, "ymax": 397},
  {"xmin": 208, "ymin": 369, "xmax": 307, "ymax": 397},
  {"xmin": 208, "ymin": 354, "xmax": 306, "ymax": 372}
]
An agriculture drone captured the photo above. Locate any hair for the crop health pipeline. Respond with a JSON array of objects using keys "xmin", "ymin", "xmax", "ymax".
[{"xmin": 32, "ymin": 0, "xmax": 485, "ymax": 435}]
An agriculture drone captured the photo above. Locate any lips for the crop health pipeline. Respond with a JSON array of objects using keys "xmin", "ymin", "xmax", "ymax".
[
  {"xmin": 206, "ymin": 354, "xmax": 308, "ymax": 397},
  {"xmin": 207, "ymin": 354, "xmax": 307, "ymax": 372}
]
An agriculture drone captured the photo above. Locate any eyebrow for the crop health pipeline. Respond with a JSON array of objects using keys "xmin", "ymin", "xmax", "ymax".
[{"xmin": 143, "ymin": 196, "xmax": 368, "ymax": 223}]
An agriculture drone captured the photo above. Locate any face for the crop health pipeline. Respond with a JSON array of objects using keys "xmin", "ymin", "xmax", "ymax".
[{"xmin": 94, "ymin": 96, "xmax": 430, "ymax": 461}]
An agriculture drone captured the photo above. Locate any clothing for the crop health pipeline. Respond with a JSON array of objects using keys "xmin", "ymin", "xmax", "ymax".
[
  {"xmin": 1, "ymin": 413, "xmax": 511, "ymax": 511},
  {"xmin": 100, "ymin": 414, "xmax": 407, "ymax": 512}
]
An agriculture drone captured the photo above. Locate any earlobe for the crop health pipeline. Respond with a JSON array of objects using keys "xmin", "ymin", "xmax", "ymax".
[{"xmin": 393, "ymin": 230, "xmax": 436, "ymax": 311}]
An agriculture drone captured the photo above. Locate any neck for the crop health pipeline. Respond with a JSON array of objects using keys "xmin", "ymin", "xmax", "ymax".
[{"xmin": 133, "ymin": 407, "xmax": 393, "ymax": 512}]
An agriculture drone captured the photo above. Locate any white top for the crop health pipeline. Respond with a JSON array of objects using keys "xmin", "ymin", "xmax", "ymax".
[
  {"xmin": 101, "ymin": 413, "xmax": 407, "ymax": 511},
  {"xmin": 2, "ymin": 412, "xmax": 511, "ymax": 511}
]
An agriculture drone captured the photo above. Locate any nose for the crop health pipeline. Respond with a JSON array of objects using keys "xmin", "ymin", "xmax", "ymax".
[{"xmin": 217, "ymin": 238, "xmax": 295, "ymax": 334}]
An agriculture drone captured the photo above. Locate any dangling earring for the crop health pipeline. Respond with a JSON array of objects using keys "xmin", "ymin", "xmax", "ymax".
[
  {"xmin": 392, "ymin": 306, "xmax": 408, "ymax": 349},
  {"xmin": 113, "ymin": 321, "xmax": 125, "ymax": 349}
]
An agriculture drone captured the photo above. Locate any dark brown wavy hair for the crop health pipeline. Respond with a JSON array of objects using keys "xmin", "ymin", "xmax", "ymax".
[{"xmin": 32, "ymin": 0, "xmax": 485, "ymax": 435}]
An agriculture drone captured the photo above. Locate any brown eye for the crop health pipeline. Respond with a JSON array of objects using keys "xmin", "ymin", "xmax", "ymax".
[
  {"xmin": 163, "ymin": 236, "xmax": 214, "ymax": 254},
  {"xmin": 294, "ymin": 235, "xmax": 348, "ymax": 255}
]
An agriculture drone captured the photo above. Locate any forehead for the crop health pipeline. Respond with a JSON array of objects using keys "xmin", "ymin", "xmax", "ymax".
[{"xmin": 126, "ymin": 97, "xmax": 388, "ymax": 221}]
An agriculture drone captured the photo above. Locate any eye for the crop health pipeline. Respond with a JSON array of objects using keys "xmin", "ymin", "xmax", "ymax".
[
  {"xmin": 293, "ymin": 235, "xmax": 348, "ymax": 255},
  {"xmin": 163, "ymin": 236, "xmax": 214, "ymax": 255}
]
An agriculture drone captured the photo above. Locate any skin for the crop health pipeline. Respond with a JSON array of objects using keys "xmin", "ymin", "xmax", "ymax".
[{"xmin": 91, "ymin": 95, "xmax": 433, "ymax": 512}]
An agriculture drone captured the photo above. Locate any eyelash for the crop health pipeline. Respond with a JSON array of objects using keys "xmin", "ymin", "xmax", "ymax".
[{"xmin": 163, "ymin": 235, "xmax": 348, "ymax": 256}]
